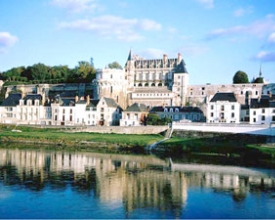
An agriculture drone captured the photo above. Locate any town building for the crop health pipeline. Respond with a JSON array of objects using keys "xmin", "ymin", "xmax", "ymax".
[
  {"xmin": 150, "ymin": 106, "xmax": 205, "ymax": 122},
  {"xmin": 207, "ymin": 92, "xmax": 241, "ymax": 123},
  {"xmin": 249, "ymin": 93, "xmax": 275, "ymax": 125},
  {"xmin": 120, "ymin": 103, "xmax": 149, "ymax": 126}
]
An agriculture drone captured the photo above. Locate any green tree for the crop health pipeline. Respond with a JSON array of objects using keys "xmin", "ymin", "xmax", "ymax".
[
  {"xmin": 31, "ymin": 63, "xmax": 50, "ymax": 82},
  {"xmin": 253, "ymin": 77, "xmax": 264, "ymax": 83},
  {"xmin": 233, "ymin": 71, "xmax": 249, "ymax": 84},
  {"xmin": 108, "ymin": 61, "xmax": 122, "ymax": 69},
  {"xmin": 72, "ymin": 61, "xmax": 96, "ymax": 83},
  {"xmin": 146, "ymin": 113, "xmax": 172, "ymax": 125}
]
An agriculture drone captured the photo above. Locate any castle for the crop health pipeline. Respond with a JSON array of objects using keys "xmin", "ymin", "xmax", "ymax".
[{"xmin": 93, "ymin": 50, "xmax": 189, "ymax": 109}]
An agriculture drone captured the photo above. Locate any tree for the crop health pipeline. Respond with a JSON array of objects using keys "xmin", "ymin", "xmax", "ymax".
[
  {"xmin": 146, "ymin": 113, "xmax": 172, "ymax": 125},
  {"xmin": 72, "ymin": 61, "xmax": 96, "ymax": 83},
  {"xmin": 108, "ymin": 61, "xmax": 122, "ymax": 69},
  {"xmin": 233, "ymin": 71, "xmax": 249, "ymax": 84},
  {"xmin": 253, "ymin": 77, "xmax": 264, "ymax": 83}
]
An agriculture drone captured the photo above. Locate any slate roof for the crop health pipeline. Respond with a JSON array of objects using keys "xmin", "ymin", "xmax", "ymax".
[
  {"xmin": 250, "ymin": 95, "xmax": 275, "ymax": 108},
  {"xmin": 1, "ymin": 93, "xmax": 22, "ymax": 106},
  {"xmin": 174, "ymin": 60, "xmax": 188, "ymax": 74},
  {"xmin": 23, "ymin": 94, "xmax": 42, "ymax": 105},
  {"xmin": 87, "ymin": 99, "xmax": 100, "ymax": 107},
  {"xmin": 125, "ymin": 103, "xmax": 149, "ymax": 112},
  {"xmin": 150, "ymin": 106, "xmax": 203, "ymax": 113},
  {"xmin": 102, "ymin": 97, "xmax": 119, "ymax": 108},
  {"xmin": 210, "ymin": 92, "xmax": 237, "ymax": 102}
]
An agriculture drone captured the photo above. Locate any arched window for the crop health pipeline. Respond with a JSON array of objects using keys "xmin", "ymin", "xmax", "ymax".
[
  {"xmin": 164, "ymin": 108, "xmax": 168, "ymax": 112},
  {"xmin": 145, "ymin": 83, "xmax": 149, "ymax": 87},
  {"xmin": 151, "ymin": 83, "xmax": 155, "ymax": 87},
  {"xmin": 138, "ymin": 83, "xmax": 142, "ymax": 87},
  {"xmin": 170, "ymin": 108, "xmax": 173, "ymax": 112},
  {"xmin": 158, "ymin": 83, "xmax": 162, "ymax": 87}
]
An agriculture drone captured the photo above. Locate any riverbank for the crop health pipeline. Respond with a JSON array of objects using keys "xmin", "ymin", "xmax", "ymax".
[{"xmin": 1, "ymin": 125, "xmax": 275, "ymax": 168}]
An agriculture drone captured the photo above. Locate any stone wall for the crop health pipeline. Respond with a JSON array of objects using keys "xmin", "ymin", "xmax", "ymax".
[{"xmin": 79, "ymin": 125, "xmax": 168, "ymax": 134}]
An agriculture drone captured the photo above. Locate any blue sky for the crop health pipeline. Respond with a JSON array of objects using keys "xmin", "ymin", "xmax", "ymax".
[{"xmin": 0, "ymin": 0, "xmax": 274, "ymax": 85}]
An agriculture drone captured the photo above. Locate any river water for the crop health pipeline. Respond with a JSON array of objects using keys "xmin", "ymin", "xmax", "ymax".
[{"xmin": 0, "ymin": 146, "xmax": 275, "ymax": 219}]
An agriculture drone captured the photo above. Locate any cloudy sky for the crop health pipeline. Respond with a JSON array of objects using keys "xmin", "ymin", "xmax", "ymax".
[{"xmin": 0, "ymin": 0, "xmax": 274, "ymax": 84}]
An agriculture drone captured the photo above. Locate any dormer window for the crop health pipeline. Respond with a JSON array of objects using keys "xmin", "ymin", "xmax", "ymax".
[
  {"xmin": 170, "ymin": 108, "xmax": 173, "ymax": 112},
  {"xmin": 175, "ymin": 108, "xmax": 179, "ymax": 112},
  {"xmin": 164, "ymin": 108, "xmax": 168, "ymax": 112}
]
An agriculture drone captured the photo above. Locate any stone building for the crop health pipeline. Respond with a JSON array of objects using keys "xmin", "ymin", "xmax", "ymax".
[{"xmin": 93, "ymin": 51, "xmax": 189, "ymax": 109}]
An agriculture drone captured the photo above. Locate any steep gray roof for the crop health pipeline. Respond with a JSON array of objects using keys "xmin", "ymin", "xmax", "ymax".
[
  {"xmin": 125, "ymin": 103, "xmax": 149, "ymax": 112},
  {"xmin": 102, "ymin": 97, "xmax": 119, "ymax": 108},
  {"xmin": 23, "ymin": 94, "xmax": 42, "ymax": 105},
  {"xmin": 174, "ymin": 60, "xmax": 188, "ymax": 74},
  {"xmin": 210, "ymin": 92, "xmax": 237, "ymax": 102},
  {"xmin": 250, "ymin": 95, "xmax": 275, "ymax": 108},
  {"xmin": 1, "ymin": 93, "xmax": 22, "ymax": 106}
]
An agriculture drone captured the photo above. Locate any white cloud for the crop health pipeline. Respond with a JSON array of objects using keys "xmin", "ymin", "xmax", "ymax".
[
  {"xmin": 50, "ymin": 0, "xmax": 98, "ymax": 13},
  {"xmin": 233, "ymin": 6, "xmax": 253, "ymax": 17},
  {"xmin": 197, "ymin": 0, "xmax": 214, "ymax": 9},
  {"xmin": 58, "ymin": 15, "xmax": 161, "ymax": 42},
  {"xmin": 0, "ymin": 32, "xmax": 18, "ymax": 53},
  {"xmin": 252, "ymin": 50, "xmax": 275, "ymax": 62},
  {"xmin": 268, "ymin": 32, "xmax": 275, "ymax": 43},
  {"xmin": 206, "ymin": 14, "xmax": 275, "ymax": 40}
]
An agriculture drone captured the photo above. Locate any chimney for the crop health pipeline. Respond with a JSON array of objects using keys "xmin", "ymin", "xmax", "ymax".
[
  {"xmin": 178, "ymin": 53, "xmax": 182, "ymax": 63},
  {"xmin": 163, "ymin": 54, "xmax": 168, "ymax": 62},
  {"xmin": 86, "ymin": 95, "xmax": 90, "ymax": 105},
  {"xmin": 75, "ymin": 95, "xmax": 79, "ymax": 103}
]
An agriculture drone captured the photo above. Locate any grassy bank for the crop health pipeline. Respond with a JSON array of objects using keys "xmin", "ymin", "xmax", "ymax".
[
  {"xmin": 0, "ymin": 125, "xmax": 163, "ymax": 151},
  {"xmin": 157, "ymin": 135, "xmax": 275, "ymax": 168}
]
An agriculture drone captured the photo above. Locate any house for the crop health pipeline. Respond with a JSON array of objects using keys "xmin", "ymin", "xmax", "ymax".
[
  {"xmin": 0, "ymin": 92, "xmax": 122, "ymax": 126},
  {"xmin": 0, "ymin": 93, "xmax": 22, "ymax": 124},
  {"xmin": 120, "ymin": 103, "xmax": 149, "ymax": 126},
  {"xmin": 249, "ymin": 93, "xmax": 275, "ymax": 124},
  {"xmin": 207, "ymin": 92, "xmax": 240, "ymax": 123},
  {"xmin": 150, "ymin": 106, "xmax": 205, "ymax": 122}
]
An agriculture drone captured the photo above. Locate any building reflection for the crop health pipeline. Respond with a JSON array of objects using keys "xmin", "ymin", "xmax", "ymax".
[{"xmin": 1, "ymin": 148, "xmax": 275, "ymax": 217}]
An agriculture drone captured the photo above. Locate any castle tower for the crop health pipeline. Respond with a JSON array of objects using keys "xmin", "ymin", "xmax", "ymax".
[{"xmin": 172, "ymin": 54, "xmax": 189, "ymax": 106}]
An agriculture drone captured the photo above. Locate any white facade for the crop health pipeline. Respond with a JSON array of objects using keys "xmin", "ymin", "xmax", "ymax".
[
  {"xmin": 207, "ymin": 93, "xmax": 241, "ymax": 123},
  {"xmin": 249, "ymin": 108, "xmax": 275, "ymax": 124}
]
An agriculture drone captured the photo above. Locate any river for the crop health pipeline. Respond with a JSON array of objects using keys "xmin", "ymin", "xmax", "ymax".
[{"xmin": 0, "ymin": 146, "xmax": 275, "ymax": 219}]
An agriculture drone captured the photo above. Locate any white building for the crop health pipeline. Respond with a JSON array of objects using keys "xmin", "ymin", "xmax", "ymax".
[
  {"xmin": 249, "ymin": 94, "xmax": 275, "ymax": 125},
  {"xmin": 120, "ymin": 103, "xmax": 149, "ymax": 126},
  {"xmin": 207, "ymin": 92, "xmax": 240, "ymax": 123},
  {"xmin": 0, "ymin": 93, "xmax": 122, "ymax": 126}
]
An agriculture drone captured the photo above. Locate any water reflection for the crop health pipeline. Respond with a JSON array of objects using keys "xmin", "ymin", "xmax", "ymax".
[{"xmin": 0, "ymin": 147, "xmax": 275, "ymax": 219}]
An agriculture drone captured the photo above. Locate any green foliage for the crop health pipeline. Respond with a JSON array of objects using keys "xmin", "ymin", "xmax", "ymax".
[
  {"xmin": 233, "ymin": 70, "xmax": 249, "ymax": 84},
  {"xmin": 146, "ymin": 113, "xmax": 172, "ymax": 125},
  {"xmin": 108, "ymin": 61, "xmax": 123, "ymax": 69},
  {"xmin": 0, "ymin": 61, "xmax": 96, "ymax": 84},
  {"xmin": 253, "ymin": 77, "xmax": 264, "ymax": 83}
]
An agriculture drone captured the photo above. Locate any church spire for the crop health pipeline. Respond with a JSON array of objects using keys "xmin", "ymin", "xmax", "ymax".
[
  {"xmin": 259, "ymin": 64, "xmax": 262, "ymax": 77},
  {"xmin": 127, "ymin": 49, "xmax": 132, "ymax": 61}
]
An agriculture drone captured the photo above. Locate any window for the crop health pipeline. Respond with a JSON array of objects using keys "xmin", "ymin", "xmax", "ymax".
[
  {"xmin": 262, "ymin": 115, "xmax": 265, "ymax": 121},
  {"xmin": 272, "ymin": 116, "xmax": 275, "ymax": 122},
  {"xmin": 63, "ymin": 109, "xmax": 65, "ymax": 114},
  {"xmin": 70, "ymin": 109, "xmax": 73, "ymax": 114},
  {"xmin": 211, "ymin": 105, "xmax": 214, "ymax": 110},
  {"xmin": 253, "ymin": 118, "xmax": 256, "ymax": 122},
  {"xmin": 220, "ymin": 113, "xmax": 224, "ymax": 119},
  {"xmin": 231, "ymin": 105, "xmax": 235, "ymax": 110},
  {"xmin": 262, "ymin": 109, "xmax": 265, "ymax": 114},
  {"xmin": 211, "ymin": 112, "xmax": 214, "ymax": 117},
  {"xmin": 273, "ymin": 109, "xmax": 275, "ymax": 113},
  {"xmin": 221, "ymin": 105, "xmax": 224, "ymax": 111},
  {"xmin": 255, "ymin": 91, "xmax": 258, "ymax": 95},
  {"xmin": 231, "ymin": 113, "xmax": 235, "ymax": 118},
  {"xmin": 253, "ymin": 111, "xmax": 256, "ymax": 115}
]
